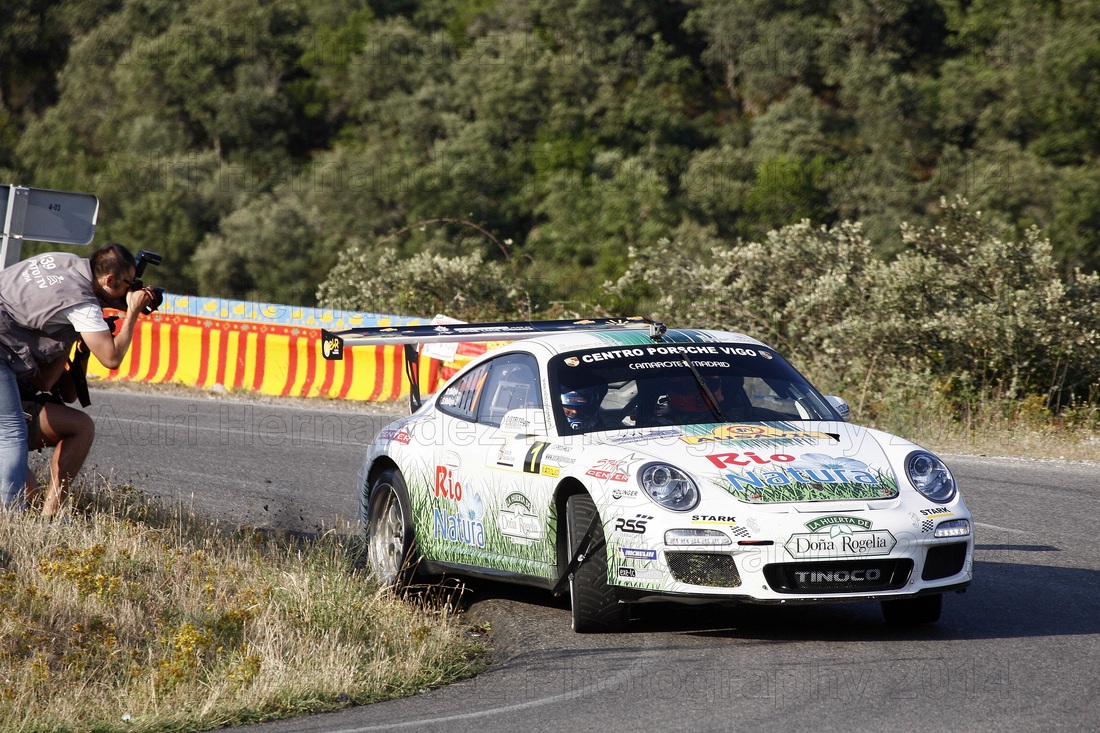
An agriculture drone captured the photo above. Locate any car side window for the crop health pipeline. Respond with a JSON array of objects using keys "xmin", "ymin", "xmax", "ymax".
[
  {"xmin": 437, "ymin": 362, "xmax": 492, "ymax": 421},
  {"xmin": 475, "ymin": 354, "xmax": 543, "ymax": 427},
  {"xmin": 744, "ymin": 376, "xmax": 813, "ymax": 420}
]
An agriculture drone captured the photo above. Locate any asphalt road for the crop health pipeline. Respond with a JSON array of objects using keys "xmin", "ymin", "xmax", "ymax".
[{"xmin": 76, "ymin": 387, "xmax": 1100, "ymax": 733}]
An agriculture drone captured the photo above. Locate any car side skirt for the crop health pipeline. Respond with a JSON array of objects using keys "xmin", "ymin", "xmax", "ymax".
[{"xmin": 419, "ymin": 559, "xmax": 557, "ymax": 591}]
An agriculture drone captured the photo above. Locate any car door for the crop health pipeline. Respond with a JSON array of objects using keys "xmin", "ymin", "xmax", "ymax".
[
  {"xmin": 474, "ymin": 353, "xmax": 558, "ymax": 577},
  {"xmin": 430, "ymin": 352, "xmax": 554, "ymax": 577},
  {"xmin": 429, "ymin": 360, "xmax": 493, "ymax": 569}
]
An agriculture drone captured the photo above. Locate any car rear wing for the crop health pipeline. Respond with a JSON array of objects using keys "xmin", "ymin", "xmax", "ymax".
[{"xmin": 320, "ymin": 316, "xmax": 662, "ymax": 411}]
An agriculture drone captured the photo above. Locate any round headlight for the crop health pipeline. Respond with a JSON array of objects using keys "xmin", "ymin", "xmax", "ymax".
[
  {"xmin": 639, "ymin": 462, "xmax": 700, "ymax": 512},
  {"xmin": 905, "ymin": 451, "xmax": 957, "ymax": 503}
]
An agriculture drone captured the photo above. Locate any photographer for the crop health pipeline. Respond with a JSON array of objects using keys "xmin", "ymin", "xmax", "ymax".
[{"xmin": 0, "ymin": 243, "xmax": 151, "ymax": 512}]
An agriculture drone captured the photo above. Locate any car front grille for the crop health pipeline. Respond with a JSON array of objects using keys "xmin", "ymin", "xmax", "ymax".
[
  {"xmin": 764, "ymin": 559, "xmax": 913, "ymax": 594},
  {"xmin": 922, "ymin": 542, "xmax": 968, "ymax": 580},
  {"xmin": 665, "ymin": 552, "xmax": 742, "ymax": 588}
]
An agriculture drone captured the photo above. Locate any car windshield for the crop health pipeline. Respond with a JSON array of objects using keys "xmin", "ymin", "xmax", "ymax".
[{"xmin": 549, "ymin": 341, "xmax": 840, "ymax": 435}]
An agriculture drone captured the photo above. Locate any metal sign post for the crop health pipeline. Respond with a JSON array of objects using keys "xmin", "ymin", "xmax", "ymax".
[{"xmin": 1, "ymin": 184, "xmax": 100, "ymax": 269}]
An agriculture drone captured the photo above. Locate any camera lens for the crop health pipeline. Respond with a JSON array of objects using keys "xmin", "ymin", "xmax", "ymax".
[{"xmin": 141, "ymin": 286, "xmax": 165, "ymax": 314}]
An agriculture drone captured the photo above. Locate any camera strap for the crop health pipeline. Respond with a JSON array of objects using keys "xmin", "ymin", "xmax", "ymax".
[{"xmin": 70, "ymin": 350, "xmax": 91, "ymax": 407}]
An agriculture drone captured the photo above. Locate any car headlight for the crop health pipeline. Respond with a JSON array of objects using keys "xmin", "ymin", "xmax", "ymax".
[
  {"xmin": 905, "ymin": 451, "xmax": 957, "ymax": 503},
  {"xmin": 638, "ymin": 462, "xmax": 700, "ymax": 512}
]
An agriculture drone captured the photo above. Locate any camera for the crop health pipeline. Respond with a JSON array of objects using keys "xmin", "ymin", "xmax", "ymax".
[{"xmin": 131, "ymin": 249, "xmax": 164, "ymax": 314}]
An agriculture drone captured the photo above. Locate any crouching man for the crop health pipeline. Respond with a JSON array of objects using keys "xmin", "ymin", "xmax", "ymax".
[{"xmin": 0, "ymin": 243, "xmax": 151, "ymax": 512}]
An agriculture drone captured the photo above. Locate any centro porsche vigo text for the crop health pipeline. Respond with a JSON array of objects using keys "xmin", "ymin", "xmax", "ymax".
[{"xmin": 320, "ymin": 318, "xmax": 972, "ymax": 633}]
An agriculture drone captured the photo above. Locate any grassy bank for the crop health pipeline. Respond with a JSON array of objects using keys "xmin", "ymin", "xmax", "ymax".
[
  {"xmin": 864, "ymin": 391, "xmax": 1100, "ymax": 463},
  {"xmin": 0, "ymin": 481, "xmax": 486, "ymax": 733}
]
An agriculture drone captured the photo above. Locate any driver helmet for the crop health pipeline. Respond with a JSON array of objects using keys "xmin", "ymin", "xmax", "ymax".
[{"xmin": 560, "ymin": 386, "xmax": 599, "ymax": 431}]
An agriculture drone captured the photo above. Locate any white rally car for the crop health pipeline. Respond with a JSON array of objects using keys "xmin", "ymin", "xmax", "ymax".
[{"xmin": 322, "ymin": 319, "xmax": 973, "ymax": 632}]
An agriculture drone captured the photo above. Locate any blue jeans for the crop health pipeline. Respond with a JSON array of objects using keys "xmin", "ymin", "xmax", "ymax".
[{"xmin": 0, "ymin": 362, "xmax": 28, "ymax": 511}]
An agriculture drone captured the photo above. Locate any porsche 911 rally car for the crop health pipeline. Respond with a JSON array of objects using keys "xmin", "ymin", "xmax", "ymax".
[{"xmin": 322, "ymin": 318, "xmax": 973, "ymax": 632}]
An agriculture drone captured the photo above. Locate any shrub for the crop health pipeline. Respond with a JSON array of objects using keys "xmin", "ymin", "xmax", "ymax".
[
  {"xmin": 317, "ymin": 244, "xmax": 531, "ymax": 322},
  {"xmin": 610, "ymin": 198, "xmax": 1100, "ymax": 419}
]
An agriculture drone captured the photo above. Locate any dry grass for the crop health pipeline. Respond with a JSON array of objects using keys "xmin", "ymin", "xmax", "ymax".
[
  {"xmin": 866, "ymin": 392, "xmax": 1100, "ymax": 462},
  {"xmin": 0, "ymin": 479, "xmax": 485, "ymax": 733}
]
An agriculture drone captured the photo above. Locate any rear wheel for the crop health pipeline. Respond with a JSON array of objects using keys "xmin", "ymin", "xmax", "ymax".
[
  {"xmin": 566, "ymin": 494, "xmax": 628, "ymax": 633},
  {"xmin": 366, "ymin": 469, "xmax": 418, "ymax": 588},
  {"xmin": 881, "ymin": 593, "xmax": 943, "ymax": 625}
]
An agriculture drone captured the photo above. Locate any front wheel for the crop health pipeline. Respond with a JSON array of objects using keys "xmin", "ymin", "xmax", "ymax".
[
  {"xmin": 881, "ymin": 593, "xmax": 943, "ymax": 625},
  {"xmin": 365, "ymin": 469, "xmax": 418, "ymax": 588},
  {"xmin": 566, "ymin": 494, "xmax": 628, "ymax": 633}
]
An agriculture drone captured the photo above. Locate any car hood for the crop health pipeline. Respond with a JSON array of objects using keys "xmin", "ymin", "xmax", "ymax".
[{"xmin": 596, "ymin": 421, "xmax": 902, "ymax": 504}]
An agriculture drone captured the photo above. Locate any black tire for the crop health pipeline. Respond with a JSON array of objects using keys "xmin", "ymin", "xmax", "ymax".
[
  {"xmin": 881, "ymin": 593, "xmax": 943, "ymax": 625},
  {"xmin": 566, "ymin": 494, "xmax": 629, "ymax": 633},
  {"xmin": 365, "ymin": 469, "xmax": 418, "ymax": 588}
]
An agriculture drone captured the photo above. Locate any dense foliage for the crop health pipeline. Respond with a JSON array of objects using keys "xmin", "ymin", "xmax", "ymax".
[
  {"xmin": 4, "ymin": 0, "xmax": 1100, "ymax": 297},
  {"xmin": 4, "ymin": 0, "xmax": 1099, "ymax": 413},
  {"xmin": 610, "ymin": 199, "xmax": 1100, "ymax": 416}
]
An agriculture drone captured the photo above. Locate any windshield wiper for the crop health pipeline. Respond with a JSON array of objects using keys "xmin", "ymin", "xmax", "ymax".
[{"xmin": 678, "ymin": 353, "xmax": 727, "ymax": 422}]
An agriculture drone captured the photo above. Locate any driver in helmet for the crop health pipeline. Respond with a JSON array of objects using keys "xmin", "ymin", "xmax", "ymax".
[{"xmin": 560, "ymin": 386, "xmax": 599, "ymax": 431}]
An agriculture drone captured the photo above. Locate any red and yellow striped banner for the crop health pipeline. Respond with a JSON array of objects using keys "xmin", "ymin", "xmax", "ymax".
[{"xmin": 86, "ymin": 312, "xmax": 486, "ymax": 401}]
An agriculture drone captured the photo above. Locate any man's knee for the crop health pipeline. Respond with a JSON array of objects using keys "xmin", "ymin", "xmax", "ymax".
[{"xmin": 61, "ymin": 411, "xmax": 96, "ymax": 450}]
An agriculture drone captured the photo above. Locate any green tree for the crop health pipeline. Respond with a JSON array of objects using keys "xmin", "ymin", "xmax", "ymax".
[
  {"xmin": 1051, "ymin": 162, "xmax": 1100, "ymax": 273},
  {"xmin": 14, "ymin": 0, "xmax": 319, "ymax": 293},
  {"xmin": 6, "ymin": 0, "xmax": 1100, "ymax": 311},
  {"xmin": 530, "ymin": 155, "xmax": 679, "ymax": 302},
  {"xmin": 685, "ymin": 0, "xmax": 831, "ymax": 114},
  {"xmin": 0, "ymin": 0, "xmax": 123, "ymax": 168},
  {"xmin": 192, "ymin": 191, "xmax": 327, "ymax": 304}
]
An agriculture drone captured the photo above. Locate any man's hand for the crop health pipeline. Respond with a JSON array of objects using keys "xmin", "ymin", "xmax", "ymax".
[{"xmin": 125, "ymin": 287, "xmax": 153, "ymax": 317}]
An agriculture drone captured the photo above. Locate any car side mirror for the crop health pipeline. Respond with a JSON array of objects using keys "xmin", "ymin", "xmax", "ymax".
[
  {"xmin": 825, "ymin": 395, "xmax": 851, "ymax": 422},
  {"xmin": 499, "ymin": 408, "xmax": 551, "ymax": 436}
]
